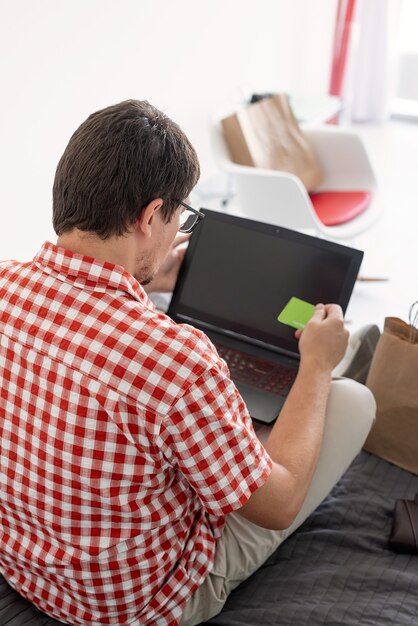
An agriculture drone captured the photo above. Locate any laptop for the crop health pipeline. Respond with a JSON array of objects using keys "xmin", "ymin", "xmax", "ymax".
[{"xmin": 168, "ymin": 209, "xmax": 363, "ymax": 424}]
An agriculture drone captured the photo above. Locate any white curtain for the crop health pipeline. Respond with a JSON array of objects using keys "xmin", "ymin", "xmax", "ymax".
[{"xmin": 342, "ymin": 0, "xmax": 402, "ymax": 123}]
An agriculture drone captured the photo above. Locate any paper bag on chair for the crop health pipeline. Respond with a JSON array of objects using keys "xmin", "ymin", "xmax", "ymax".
[
  {"xmin": 221, "ymin": 94, "xmax": 322, "ymax": 191},
  {"xmin": 364, "ymin": 308, "xmax": 418, "ymax": 475}
]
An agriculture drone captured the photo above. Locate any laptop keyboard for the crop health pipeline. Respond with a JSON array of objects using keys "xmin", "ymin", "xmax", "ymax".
[{"xmin": 215, "ymin": 344, "xmax": 297, "ymax": 396}]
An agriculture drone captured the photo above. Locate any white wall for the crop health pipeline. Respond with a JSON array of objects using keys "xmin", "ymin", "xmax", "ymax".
[{"xmin": 0, "ymin": 0, "xmax": 337, "ymax": 260}]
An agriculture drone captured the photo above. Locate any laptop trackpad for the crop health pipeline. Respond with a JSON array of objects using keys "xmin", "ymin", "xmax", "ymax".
[{"xmin": 235, "ymin": 381, "xmax": 285, "ymax": 424}]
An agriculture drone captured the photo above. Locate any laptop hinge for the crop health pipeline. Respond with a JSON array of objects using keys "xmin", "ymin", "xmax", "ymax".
[{"xmin": 175, "ymin": 314, "xmax": 300, "ymax": 360}]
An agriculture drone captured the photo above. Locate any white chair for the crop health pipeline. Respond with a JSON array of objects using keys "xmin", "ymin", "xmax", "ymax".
[{"xmin": 209, "ymin": 121, "xmax": 382, "ymax": 241}]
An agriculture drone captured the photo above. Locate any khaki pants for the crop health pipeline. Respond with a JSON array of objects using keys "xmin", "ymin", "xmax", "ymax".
[{"xmin": 180, "ymin": 378, "xmax": 376, "ymax": 626}]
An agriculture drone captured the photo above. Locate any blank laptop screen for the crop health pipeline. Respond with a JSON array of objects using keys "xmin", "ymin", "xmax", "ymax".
[{"xmin": 169, "ymin": 210, "xmax": 363, "ymax": 356}]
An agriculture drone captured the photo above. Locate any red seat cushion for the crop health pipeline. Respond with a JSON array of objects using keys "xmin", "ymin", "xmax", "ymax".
[{"xmin": 309, "ymin": 191, "xmax": 372, "ymax": 226}]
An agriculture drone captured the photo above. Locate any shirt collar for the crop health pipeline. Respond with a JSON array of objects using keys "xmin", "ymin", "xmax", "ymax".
[{"xmin": 33, "ymin": 241, "xmax": 155, "ymax": 309}]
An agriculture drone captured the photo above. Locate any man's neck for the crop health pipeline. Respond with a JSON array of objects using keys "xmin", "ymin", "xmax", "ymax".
[{"xmin": 56, "ymin": 229, "xmax": 135, "ymax": 274}]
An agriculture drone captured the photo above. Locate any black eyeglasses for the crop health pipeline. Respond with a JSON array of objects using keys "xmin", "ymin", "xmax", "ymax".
[{"xmin": 179, "ymin": 202, "xmax": 205, "ymax": 233}]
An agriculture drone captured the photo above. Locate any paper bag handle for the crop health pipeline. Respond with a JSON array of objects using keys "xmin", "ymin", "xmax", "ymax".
[{"xmin": 409, "ymin": 301, "xmax": 418, "ymax": 343}]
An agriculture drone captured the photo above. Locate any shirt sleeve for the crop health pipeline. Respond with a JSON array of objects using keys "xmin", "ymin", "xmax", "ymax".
[{"xmin": 154, "ymin": 360, "xmax": 273, "ymax": 517}]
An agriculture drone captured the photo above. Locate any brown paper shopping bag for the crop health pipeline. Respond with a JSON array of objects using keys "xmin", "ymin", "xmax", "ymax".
[
  {"xmin": 364, "ymin": 305, "xmax": 418, "ymax": 475},
  {"xmin": 221, "ymin": 94, "xmax": 322, "ymax": 191}
]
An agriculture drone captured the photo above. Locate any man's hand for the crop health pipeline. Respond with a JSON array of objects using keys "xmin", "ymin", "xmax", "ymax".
[
  {"xmin": 296, "ymin": 303, "xmax": 349, "ymax": 372},
  {"xmin": 144, "ymin": 234, "xmax": 190, "ymax": 294}
]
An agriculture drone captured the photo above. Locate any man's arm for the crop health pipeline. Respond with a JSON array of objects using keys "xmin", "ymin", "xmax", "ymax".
[{"xmin": 237, "ymin": 304, "xmax": 349, "ymax": 530}]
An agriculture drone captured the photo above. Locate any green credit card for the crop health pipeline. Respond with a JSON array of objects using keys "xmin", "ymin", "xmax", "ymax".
[{"xmin": 277, "ymin": 297, "xmax": 316, "ymax": 330}]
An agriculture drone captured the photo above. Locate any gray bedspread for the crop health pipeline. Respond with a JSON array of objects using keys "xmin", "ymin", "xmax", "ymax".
[
  {"xmin": 203, "ymin": 452, "xmax": 418, "ymax": 626},
  {"xmin": 0, "ymin": 451, "xmax": 417, "ymax": 625}
]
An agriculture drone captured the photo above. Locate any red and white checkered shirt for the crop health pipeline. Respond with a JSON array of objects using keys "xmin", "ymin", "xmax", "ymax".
[{"xmin": 0, "ymin": 242, "xmax": 272, "ymax": 626}]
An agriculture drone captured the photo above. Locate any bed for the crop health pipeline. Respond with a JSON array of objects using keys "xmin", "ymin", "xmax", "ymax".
[{"xmin": 0, "ymin": 451, "xmax": 417, "ymax": 625}]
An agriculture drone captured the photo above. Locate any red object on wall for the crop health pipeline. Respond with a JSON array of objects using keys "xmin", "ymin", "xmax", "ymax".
[{"xmin": 329, "ymin": 0, "xmax": 357, "ymax": 97}]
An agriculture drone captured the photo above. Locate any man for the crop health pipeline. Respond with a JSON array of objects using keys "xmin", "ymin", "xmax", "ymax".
[{"xmin": 0, "ymin": 100, "xmax": 376, "ymax": 626}]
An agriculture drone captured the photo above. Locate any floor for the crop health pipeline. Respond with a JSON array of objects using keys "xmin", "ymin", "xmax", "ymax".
[{"xmin": 346, "ymin": 119, "xmax": 418, "ymax": 333}]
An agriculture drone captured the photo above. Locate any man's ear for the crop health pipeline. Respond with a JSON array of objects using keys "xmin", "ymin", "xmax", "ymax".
[{"xmin": 136, "ymin": 199, "xmax": 164, "ymax": 238}]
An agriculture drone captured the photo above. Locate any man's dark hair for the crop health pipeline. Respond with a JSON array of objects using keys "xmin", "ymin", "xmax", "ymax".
[{"xmin": 52, "ymin": 100, "xmax": 200, "ymax": 239}]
